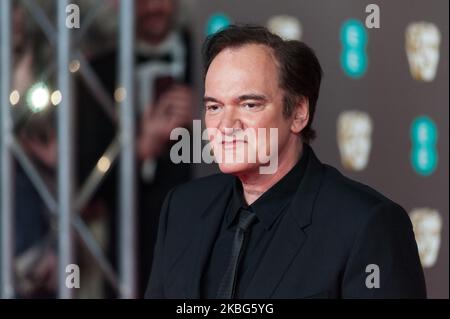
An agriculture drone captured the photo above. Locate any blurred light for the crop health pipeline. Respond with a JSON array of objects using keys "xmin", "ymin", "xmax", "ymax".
[
  {"xmin": 9, "ymin": 90, "xmax": 20, "ymax": 106},
  {"xmin": 96, "ymin": 156, "xmax": 111, "ymax": 173},
  {"xmin": 51, "ymin": 90, "xmax": 62, "ymax": 106},
  {"xmin": 114, "ymin": 87, "xmax": 126, "ymax": 103},
  {"xmin": 206, "ymin": 13, "xmax": 231, "ymax": 36},
  {"xmin": 267, "ymin": 15, "xmax": 302, "ymax": 40},
  {"xmin": 69, "ymin": 59, "xmax": 80, "ymax": 73},
  {"xmin": 27, "ymin": 82, "xmax": 50, "ymax": 113}
]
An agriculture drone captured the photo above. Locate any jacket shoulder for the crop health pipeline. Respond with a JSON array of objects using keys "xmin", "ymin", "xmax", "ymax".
[
  {"xmin": 173, "ymin": 173, "xmax": 233, "ymax": 197},
  {"xmin": 310, "ymin": 164, "xmax": 413, "ymax": 257},
  {"xmin": 321, "ymin": 164, "xmax": 402, "ymax": 210},
  {"xmin": 316, "ymin": 164, "xmax": 409, "ymax": 229},
  {"xmin": 165, "ymin": 173, "xmax": 234, "ymax": 216}
]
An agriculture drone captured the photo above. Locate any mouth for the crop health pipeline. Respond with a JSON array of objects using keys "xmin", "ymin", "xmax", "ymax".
[{"xmin": 221, "ymin": 139, "xmax": 247, "ymax": 149}]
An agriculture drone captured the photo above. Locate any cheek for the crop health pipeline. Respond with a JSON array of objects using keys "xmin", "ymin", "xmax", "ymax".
[
  {"xmin": 242, "ymin": 107, "xmax": 282, "ymax": 130},
  {"xmin": 204, "ymin": 117, "xmax": 223, "ymax": 149},
  {"xmin": 268, "ymin": 115, "xmax": 293, "ymax": 144},
  {"xmin": 246, "ymin": 116, "xmax": 288, "ymax": 153},
  {"xmin": 205, "ymin": 115, "xmax": 219, "ymax": 130},
  {"xmin": 205, "ymin": 123, "xmax": 218, "ymax": 145}
]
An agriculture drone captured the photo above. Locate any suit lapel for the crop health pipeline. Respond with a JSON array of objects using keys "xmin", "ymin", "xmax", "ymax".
[
  {"xmin": 243, "ymin": 212, "xmax": 308, "ymax": 298},
  {"xmin": 243, "ymin": 147, "xmax": 325, "ymax": 298},
  {"xmin": 186, "ymin": 178, "xmax": 234, "ymax": 298}
]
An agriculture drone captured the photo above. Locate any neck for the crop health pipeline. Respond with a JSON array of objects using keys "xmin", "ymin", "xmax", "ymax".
[{"xmin": 237, "ymin": 140, "xmax": 304, "ymax": 205}]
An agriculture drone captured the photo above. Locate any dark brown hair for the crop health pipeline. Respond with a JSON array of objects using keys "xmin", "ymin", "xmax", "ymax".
[{"xmin": 203, "ymin": 25, "xmax": 323, "ymax": 143}]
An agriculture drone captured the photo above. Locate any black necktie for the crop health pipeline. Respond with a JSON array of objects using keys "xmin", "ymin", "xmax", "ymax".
[{"xmin": 216, "ymin": 209, "xmax": 258, "ymax": 299}]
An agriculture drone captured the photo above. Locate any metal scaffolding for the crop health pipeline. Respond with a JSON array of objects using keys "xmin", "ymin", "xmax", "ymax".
[
  {"xmin": 118, "ymin": 0, "xmax": 137, "ymax": 299},
  {"xmin": 1, "ymin": 0, "xmax": 15, "ymax": 300},
  {"xmin": 0, "ymin": 0, "xmax": 137, "ymax": 298},
  {"xmin": 57, "ymin": 0, "xmax": 75, "ymax": 299}
]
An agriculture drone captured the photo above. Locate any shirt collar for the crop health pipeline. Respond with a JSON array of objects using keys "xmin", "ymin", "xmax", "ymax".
[{"xmin": 227, "ymin": 144, "xmax": 310, "ymax": 230}]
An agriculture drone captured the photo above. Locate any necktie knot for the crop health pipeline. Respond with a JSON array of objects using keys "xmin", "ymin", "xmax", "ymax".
[{"xmin": 238, "ymin": 210, "xmax": 258, "ymax": 232}]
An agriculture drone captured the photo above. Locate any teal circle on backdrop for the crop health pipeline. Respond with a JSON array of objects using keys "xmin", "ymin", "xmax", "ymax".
[
  {"xmin": 340, "ymin": 19, "xmax": 368, "ymax": 49},
  {"xmin": 340, "ymin": 48, "xmax": 367, "ymax": 78},
  {"xmin": 411, "ymin": 116, "xmax": 438, "ymax": 145},
  {"xmin": 205, "ymin": 13, "xmax": 231, "ymax": 36},
  {"xmin": 411, "ymin": 146, "xmax": 438, "ymax": 176}
]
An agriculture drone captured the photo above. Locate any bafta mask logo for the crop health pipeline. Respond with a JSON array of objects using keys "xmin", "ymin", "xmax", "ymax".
[
  {"xmin": 337, "ymin": 111, "xmax": 373, "ymax": 171},
  {"xmin": 409, "ymin": 207, "xmax": 442, "ymax": 268},
  {"xmin": 267, "ymin": 15, "xmax": 302, "ymax": 41},
  {"xmin": 406, "ymin": 22, "xmax": 441, "ymax": 82}
]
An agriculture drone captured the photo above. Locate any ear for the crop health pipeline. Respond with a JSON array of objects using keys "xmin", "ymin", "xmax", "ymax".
[{"xmin": 290, "ymin": 96, "xmax": 309, "ymax": 134}]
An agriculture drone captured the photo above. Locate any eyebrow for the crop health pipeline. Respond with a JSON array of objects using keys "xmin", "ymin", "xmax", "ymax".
[
  {"xmin": 203, "ymin": 94, "xmax": 268, "ymax": 104},
  {"xmin": 236, "ymin": 94, "xmax": 268, "ymax": 103},
  {"xmin": 203, "ymin": 96, "xmax": 220, "ymax": 103}
]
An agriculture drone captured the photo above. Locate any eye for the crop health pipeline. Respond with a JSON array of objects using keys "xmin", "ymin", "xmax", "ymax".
[
  {"xmin": 242, "ymin": 103, "xmax": 261, "ymax": 110},
  {"xmin": 206, "ymin": 104, "xmax": 221, "ymax": 113}
]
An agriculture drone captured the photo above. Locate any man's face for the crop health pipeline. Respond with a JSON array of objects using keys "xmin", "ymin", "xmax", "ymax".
[
  {"xmin": 136, "ymin": 0, "xmax": 175, "ymax": 44},
  {"xmin": 204, "ymin": 44, "xmax": 296, "ymax": 176}
]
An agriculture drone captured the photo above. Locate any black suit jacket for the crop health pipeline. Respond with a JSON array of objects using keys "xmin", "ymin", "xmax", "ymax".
[{"xmin": 145, "ymin": 147, "xmax": 426, "ymax": 298}]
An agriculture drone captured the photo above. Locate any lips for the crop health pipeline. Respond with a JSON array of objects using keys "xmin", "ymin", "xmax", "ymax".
[
  {"xmin": 221, "ymin": 135, "xmax": 246, "ymax": 143},
  {"xmin": 217, "ymin": 136, "xmax": 247, "ymax": 151},
  {"xmin": 221, "ymin": 140, "xmax": 246, "ymax": 149},
  {"xmin": 221, "ymin": 137, "xmax": 246, "ymax": 143}
]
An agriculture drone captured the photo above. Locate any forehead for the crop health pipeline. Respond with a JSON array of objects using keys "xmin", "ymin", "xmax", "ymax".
[{"xmin": 205, "ymin": 44, "xmax": 280, "ymax": 99}]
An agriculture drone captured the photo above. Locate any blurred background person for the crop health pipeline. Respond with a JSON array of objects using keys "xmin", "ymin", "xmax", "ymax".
[
  {"xmin": 9, "ymin": 0, "xmax": 123, "ymax": 298},
  {"xmin": 76, "ymin": 0, "xmax": 194, "ymax": 297}
]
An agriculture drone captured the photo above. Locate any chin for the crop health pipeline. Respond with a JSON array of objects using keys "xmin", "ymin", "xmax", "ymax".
[{"xmin": 217, "ymin": 162, "xmax": 259, "ymax": 176}]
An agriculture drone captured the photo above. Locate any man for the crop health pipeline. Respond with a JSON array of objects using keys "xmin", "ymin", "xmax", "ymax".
[
  {"xmin": 76, "ymin": 0, "xmax": 193, "ymax": 296},
  {"xmin": 145, "ymin": 25, "xmax": 426, "ymax": 299}
]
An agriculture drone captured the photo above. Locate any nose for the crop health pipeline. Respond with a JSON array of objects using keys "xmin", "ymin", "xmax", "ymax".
[{"xmin": 219, "ymin": 107, "xmax": 243, "ymax": 135}]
